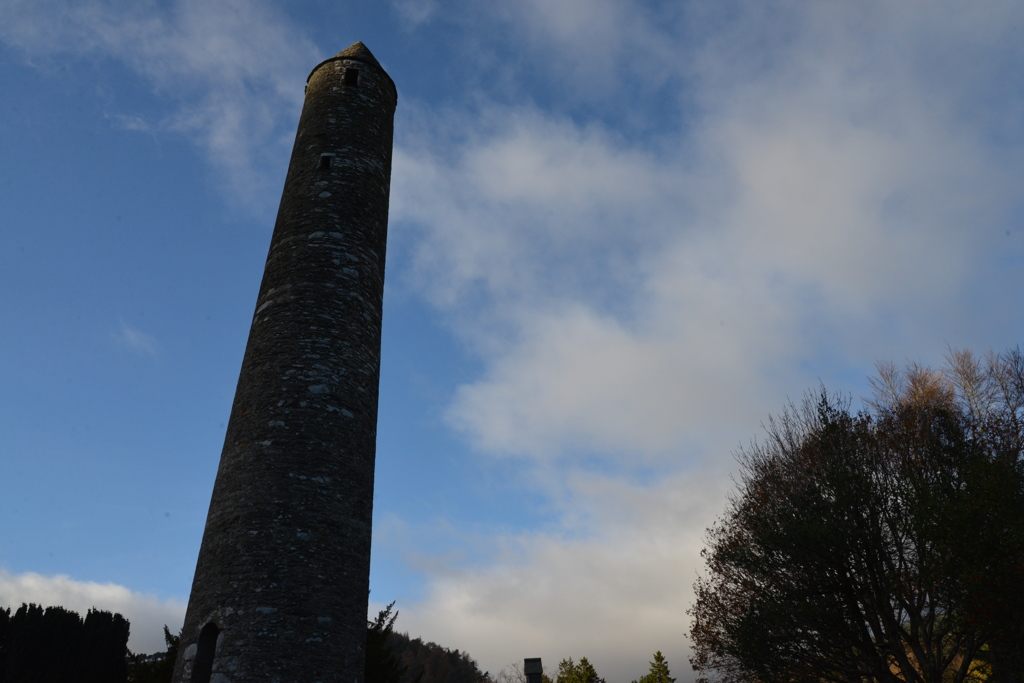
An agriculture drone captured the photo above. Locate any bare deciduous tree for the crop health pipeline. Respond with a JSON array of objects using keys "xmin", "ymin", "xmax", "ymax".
[{"xmin": 690, "ymin": 349, "xmax": 1024, "ymax": 683}]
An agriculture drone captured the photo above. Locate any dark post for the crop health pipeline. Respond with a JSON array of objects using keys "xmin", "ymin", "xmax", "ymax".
[
  {"xmin": 525, "ymin": 658, "xmax": 543, "ymax": 683},
  {"xmin": 173, "ymin": 42, "xmax": 396, "ymax": 683}
]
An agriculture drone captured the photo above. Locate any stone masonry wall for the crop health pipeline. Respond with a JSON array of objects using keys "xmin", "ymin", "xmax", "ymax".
[{"xmin": 173, "ymin": 43, "xmax": 396, "ymax": 683}]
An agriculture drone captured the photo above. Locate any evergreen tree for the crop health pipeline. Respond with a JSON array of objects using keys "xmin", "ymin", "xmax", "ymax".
[
  {"xmin": 162, "ymin": 625, "xmax": 180, "ymax": 680},
  {"xmin": 77, "ymin": 608, "xmax": 130, "ymax": 683},
  {"xmin": 366, "ymin": 602, "xmax": 406, "ymax": 683},
  {"xmin": 1, "ymin": 602, "xmax": 130, "ymax": 682},
  {"xmin": 632, "ymin": 651, "xmax": 675, "ymax": 683},
  {"xmin": 126, "ymin": 625, "xmax": 180, "ymax": 683},
  {"xmin": 0, "ymin": 607, "xmax": 8, "ymax": 677},
  {"xmin": 385, "ymin": 632, "xmax": 488, "ymax": 683},
  {"xmin": 555, "ymin": 657, "xmax": 605, "ymax": 683}
]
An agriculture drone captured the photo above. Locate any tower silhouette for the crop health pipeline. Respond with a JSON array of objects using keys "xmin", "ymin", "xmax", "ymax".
[{"xmin": 173, "ymin": 42, "xmax": 396, "ymax": 683}]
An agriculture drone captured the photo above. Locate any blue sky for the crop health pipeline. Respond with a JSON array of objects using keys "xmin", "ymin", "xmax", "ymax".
[{"xmin": 2, "ymin": 1, "xmax": 1023, "ymax": 680}]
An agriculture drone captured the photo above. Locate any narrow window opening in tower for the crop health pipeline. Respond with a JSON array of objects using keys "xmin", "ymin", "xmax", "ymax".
[
  {"xmin": 344, "ymin": 67, "xmax": 360, "ymax": 87},
  {"xmin": 190, "ymin": 623, "xmax": 220, "ymax": 683},
  {"xmin": 318, "ymin": 153, "xmax": 335, "ymax": 170}
]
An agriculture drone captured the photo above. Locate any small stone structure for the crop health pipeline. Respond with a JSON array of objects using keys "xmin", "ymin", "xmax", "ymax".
[
  {"xmin": 525, "ymin": 658, "xmax": 544, "ymax": 683},
  {"xmin": 172, "ymin": 42, "xmax": 396, "ymax": 683}
]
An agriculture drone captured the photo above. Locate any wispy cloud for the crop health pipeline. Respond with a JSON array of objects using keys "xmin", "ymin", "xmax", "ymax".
[
  {"xmin": 395, "ymin": 470, "xmax": 730, "ymax": 682},
  {"xmin": 0, "ymin": 0, "xmax": 320, "ymax": 213},
  {"xmin": 391, "ymin": 0, "xmax": 438, "ymax": 30},
  {"xmin": 5, "ymin": 1, "xmax": 1023, "ymax": 678},
  {"xmin": 0, "ymin": 568, "xmax": 186, "ymax": 654},
  {"xmin": 393, "ymin": 1, "xmax": 1024, "ymax": 463},
  {"xmin": 387, "ymin": 1, "xmax": 1024, "ymax": 677},
  {"xmin": 478, "ymin": 0, "xmax": 680, "ymax": 98},
  {"xmin": 106, "ymin": 113, "xmax": 152, "ymax": 132},
  {"xmin": 114, "ymin": 320, "xmax": 160, "ymax": 357}
]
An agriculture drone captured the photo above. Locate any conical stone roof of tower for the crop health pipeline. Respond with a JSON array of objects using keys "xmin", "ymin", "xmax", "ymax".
[
  {"xmin": 307, "ymin": 41, "xmax": 396, "ymax": 101},
  {"xmin": 334, "ymin": 41, "xmax": 382, "ymax": 69}
]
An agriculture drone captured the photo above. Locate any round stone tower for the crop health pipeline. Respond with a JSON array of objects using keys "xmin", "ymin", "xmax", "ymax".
[{"xmin": 173, "ymin": 42, "xmax": 396, "ymax": 683}]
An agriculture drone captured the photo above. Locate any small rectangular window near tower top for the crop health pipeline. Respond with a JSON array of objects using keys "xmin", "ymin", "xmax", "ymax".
[
  {"xmin": 344, "ymin": 68, "xmax": 360, "ymax": 87},
  {"xmin": 318, "ymin": 153, "xmax": 336, "ymax": 170}
]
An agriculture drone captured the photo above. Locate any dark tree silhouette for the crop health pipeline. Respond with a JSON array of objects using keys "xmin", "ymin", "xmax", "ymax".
[
  {"xmin": 78, "ymin": 609, "xmax": 130, "ymax": 683},
  {"xmin": 362, "ymin": 600, "xmax": 487, "ymax": 683},
  {"xmin": 367, "ymin": 602, "xmax": 406, "ymax": 683},
  {"xmin": 632, "ymin": 651, "xmax": 675, "ymax": 683},
  {"xmin": 385, "ymin": 631, "xmax": 488, "ymax": 683},
  {"xmin": 0, "ymin": 602, "xmax": 130, "ymax": 683},
  {"xmin": 0, "ymin": 607, "xmax": 8, "ymax": 677},
  {"xmin": 127, "ymin": 625, "xmax": 180, "ymax": 683},
  {"xmin": 689, "ymin": 350, "xmax": 1024, "ymax": 683},
  {"xmin": 555, "ymin": 657, "xmax": 605, "ymax": 683}
]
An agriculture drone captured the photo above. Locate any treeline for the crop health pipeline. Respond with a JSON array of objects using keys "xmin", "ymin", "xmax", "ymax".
[
  {"xmin": 0, "ymin": 599, "xmax": 491, "ymax": 683},
  {"xmin": 386, "ymin": 632, "xmax": 489, "ymax": 683},
  {"xmin": 0, "ymin": 603, "xmax": 129, "ymax": 683},
  {"xmin": 1, "ymin": 598, "xmax": 679, "ymax": 683},
  {"xmin": 491, "ymin": 652, "xmax": 676, "ymax": 683},
  {"xmin": 367, "ymin": 602, "xmax": 489, "ymax": 683},
  {"xmin": 553, "ymin": 653, "xmax": 675, "ymax": 683},
  {"xmin": 367, "ymin": 603, "xmax": 680, "ymax": 683},
  {"xmin": 127, "ymin": 626, "xmax": 179, "ymax": 683}
]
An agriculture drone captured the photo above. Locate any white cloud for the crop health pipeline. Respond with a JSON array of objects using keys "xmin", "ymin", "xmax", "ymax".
[
  {"xmin": 392, "ymin": 106, "xmax": 688, "ymax": 316},
  {"xmin": 445, "ymin": 301, "xmax": 780, "ymax": 459},
  {"xmin": 391, "ymin": 0, "xmax": 438, "ymax": 30},
  {"xmin": 479, "ymin": 0, "xmax": 679, "ymax": 96},
  {"xmin": 387, "ymin": 1, "xmax": 1024, "ymax": 677},
  {"xmin": 396, "ymin": 470, "xmax": 730, "ymax": 682},
  {"xmin": 0, "ymin": 0, "xmax": 319, "ymax": 212},
  {"xmin": 4, "ymin": 1, "xmax": 1022, "ymax": 678},
  {"xmin": 0, "ymin": 569, "xmax": 186, "ymax": 654},
  {"xmin": 115, "ymin": 320, "xmax": 161, "ymax": 356},
  {"xmin": 393, "ymin": 0, "xmax": 1024, "ymax": 463},
  {"xmin": 107, "ymin": 113, "xmax": 152, "ymax": 132}
]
